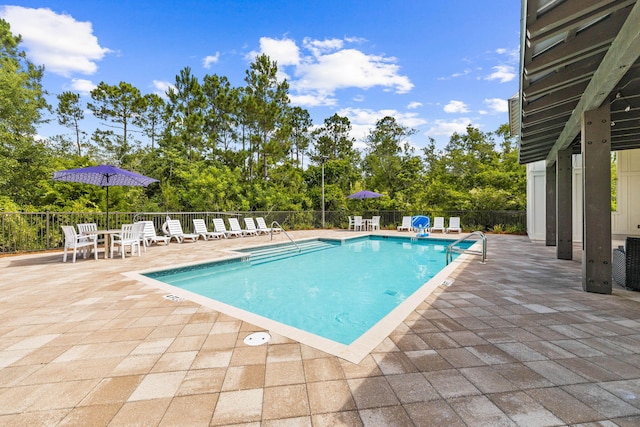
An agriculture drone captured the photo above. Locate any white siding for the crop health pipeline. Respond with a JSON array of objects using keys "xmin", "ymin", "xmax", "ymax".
[
  {"xmin": 526, "ymin": 161, "xmax": 546, "ymax": 241},
  {"xmin": 527, "ymin": 149, "xmax": 640, "ymax": 242}
]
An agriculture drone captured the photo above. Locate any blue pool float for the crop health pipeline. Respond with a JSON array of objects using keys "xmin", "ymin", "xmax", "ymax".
[{"xmin": 412, "ymin": 215, "xmax": 430, "ymax": 237}]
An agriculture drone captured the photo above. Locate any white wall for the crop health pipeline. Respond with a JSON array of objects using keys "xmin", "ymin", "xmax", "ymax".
[
  {"xmin": 613, "ymin": 149, "xmax": 640, "ymax": 237},
  {"xmin": 526, "ymin": 158, "xmax": 584, "ymax": 242},
  {"xmin": 527, "ymin": 149, "xmax": 640, "ymax": 242},
  {"xmin": 572, "ymin": 155, "xmax": 583, "ymax": 242},
  {"xmin": 526, "ymin": 161, "xmax": 546, "ymax": 241}
]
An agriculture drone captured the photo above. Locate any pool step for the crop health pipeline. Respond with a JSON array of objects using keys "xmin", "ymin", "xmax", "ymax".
[
  {"xmin": 148, "ymin": 241, "xmax": 338, "ymax": 284},
  {"xmin": 247, "ymin": 240, "xmax": 337, "ymax": 264}
]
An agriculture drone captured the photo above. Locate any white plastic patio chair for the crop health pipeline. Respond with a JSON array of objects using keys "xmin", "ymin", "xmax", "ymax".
[
  {"xmin": 397, "ymin": 216, "xmax": 412, "ymax": 231},
  {"xmin": 61, "ymin": 225, "xmax": 98, "ymax": 263},
  {"xmin": 164, "ymin": 219, "xmax": 199, "ymax": 243},
  {"xmin": 77, "ymin": 222, "xmax": 104, "ymax": 244},
  {"xmin": 446, "ymin": 217, "xmax": 462, "ymax": 233},
  {"xmin": 431, "ymin": 217, "xmax": 445, "ymax": 233},
  {"xmin": 353, "ymin": 216, "xmax": 363, "ymax": 231},
  {"xmin": 347, "ymin": 216, "xmax": 354, "ymax": 231},
  {"xmin": 213, "ymin": 218, "xmax": 242, "ymax": 238},
  {"xmin": 131, "ymin": 222, "xmax": 149, "ymax": 252},
  {"xmin": 193, "ymin": 219, "xmax": 224, "ymax": 240},
  {"xmin": 110, "ymin": 223, "xmax": 143, "ymax": 259},
  {"xmin": 370, "ymin": 216, "xmax": 381, "ymax": 231}
]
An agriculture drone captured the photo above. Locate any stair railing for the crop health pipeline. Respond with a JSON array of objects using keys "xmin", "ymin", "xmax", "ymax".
[
  {"xmin": 270, "ymin": 221, "xmax": 301, "ymax": 252},
  {"xmin": 446, "ymin": 231, "xmax": 487, "ymax": 265}
]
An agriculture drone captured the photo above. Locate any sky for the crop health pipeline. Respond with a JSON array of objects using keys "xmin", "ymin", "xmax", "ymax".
[{"xmin": 1, "ymin": 1, "xmax": 521, "ymax": 152}]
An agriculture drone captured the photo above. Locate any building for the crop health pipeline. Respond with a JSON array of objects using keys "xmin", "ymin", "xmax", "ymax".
[{"xmin": 510, "ymin": 0, "xmax": 640, "ymax": 293}]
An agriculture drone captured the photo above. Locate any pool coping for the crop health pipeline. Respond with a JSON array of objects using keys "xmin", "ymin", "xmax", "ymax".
[{"xmin": 124, "ymin": 234, "xmax": 480, "ymax": 364}]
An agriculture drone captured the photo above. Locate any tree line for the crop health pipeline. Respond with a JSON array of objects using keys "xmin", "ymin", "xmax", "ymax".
[{"xmin": 0, "ymin": 19, "xmax": 526, "ymax": 222}]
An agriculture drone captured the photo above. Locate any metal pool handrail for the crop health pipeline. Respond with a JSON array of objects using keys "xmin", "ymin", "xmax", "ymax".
[
  {"xmin": 270, "ymin": 221, "xmax": 301, "ymax": 252},
  {"xmin": 446, "ymin": 231, "xmax": 487, "ymax": 265}
]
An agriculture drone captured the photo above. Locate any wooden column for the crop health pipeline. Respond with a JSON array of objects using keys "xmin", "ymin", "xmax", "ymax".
[
  {"xmin": 546, "ymin": 162, "xmax": 557, "ymax": 246},
  {"xmin": 556, "ymin": 148, "xmax": 573, "ymax": 260},
  {"xmin": 581, "ymin": 103, "xmax": 612, "ymax": 294}
]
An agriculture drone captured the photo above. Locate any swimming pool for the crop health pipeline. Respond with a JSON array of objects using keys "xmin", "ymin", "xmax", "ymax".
[{"xmin": 133, "ymin": 235, "xmax": 475, "ymax": 362}]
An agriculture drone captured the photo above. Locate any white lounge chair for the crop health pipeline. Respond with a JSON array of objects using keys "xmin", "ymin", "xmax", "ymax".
[
  {"xmin": 446, "ymin": 217, "xmax": 462, "ymax": 233},
  {"xmin": 431, "ymin": 217, "xmax": 445, "ymax": 233},
  {"xmin": 193, "ymin": 219, "xmax": 224, "ymax": 240},
  {"xmin": 256, "ymin": 217, "xmax": 281, "ymax": 234},
  {"xmin": 229, "ymin": 217, "xmax": 256, "ymax": 236},
  {"xmin": 213, "ymin": 218, "xmax": 243, "ymax": 238},
  {"xmin": 347, "ymin": 216, "xmax": 354, "ymax": 231},
  {"xmin": 110, "ymin": 223, "xmax": 143, "ymax": 258},
  {"xmin": 397, "ymin": 216, "xmax": 412, "ymax": 231},
  {"xmin": 245, "ymin": 217, "xmax": 267, "ymax": 235},
  {"xmin": 164, "ymin": 219, "xmax": 199, "ymax": 243},
  {"xmin": 61, "ymin": 225, "xmax": 98, "ymax": 263},
  {"xmin": 137, "ymin": 221, "xmax": 169, "ymax": 246}
]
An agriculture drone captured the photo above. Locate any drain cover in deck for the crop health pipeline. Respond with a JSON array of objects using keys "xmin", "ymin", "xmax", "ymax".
[{"xmin": 244, "ymin": 332, "xmax": 271, "ymax": 346}]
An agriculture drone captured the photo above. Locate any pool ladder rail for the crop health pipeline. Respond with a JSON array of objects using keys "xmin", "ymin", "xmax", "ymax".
[
  {"xmin": 270, "ymin": 221, "xmax": 301, "ymax": 252},
  {"xmin": 445, "ymin": 231, "xmax": 487, "ymax": 265}
]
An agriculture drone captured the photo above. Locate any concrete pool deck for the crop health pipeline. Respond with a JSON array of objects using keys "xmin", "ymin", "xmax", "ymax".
[{"xmin": 1, "ymin": 230, "xmax": 640, "ymax": 425}]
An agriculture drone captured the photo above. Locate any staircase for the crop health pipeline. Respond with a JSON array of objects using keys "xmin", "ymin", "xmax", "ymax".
[{"xmin": 243, "ymin": 240, "xmax": 337, "ymax": 265}]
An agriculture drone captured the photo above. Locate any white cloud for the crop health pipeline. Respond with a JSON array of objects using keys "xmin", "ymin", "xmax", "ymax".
[
  {"xmin": 153, "ymin": 80, "xmax": 173, "ymax": 97},
  {"xmin": 485, "ymin": 65, "xmax": 516, "ymax": 83},
  {"xmin": 438, "ymin": 68, "xmax": 472, "ymax": 80},
  {"xmin": 424, "ymin": 118, "xmax": 473, "ymax": 137},
  {"xmin": 444, "ymin": 100, "xmax": 469, "ymax": 114},
  {"xmin": 253, "ymin": 37, "xmax": 300, "ymax": 66},
  {"xmin": 344, "ymin": 36, "xmax": 366, "ymax": 44},
  {"xmin": 70, "ymin": 79, "xmax": 96, "ymax": 95},
  {"xmin": 293, "ymin": 48, "xmax": 413, "ymax": 94},
  {"xmin": 407, "ymin": 101, "xmax": 422, "ymax": 109},
  {"xmin": 336, "ymin": 107, "xmax": 427, "ymax": 148},
  {"xmin": 202, "ymin": 53, "xmax": 220, "ymax": 69},
  {"xmin": 484, "ymin": 98, "xmax": 508, "ymax": 113},
  {"xmin": 251, "ymin": 36, "xmax": 413, "ymax": 104},
  {"xmin": 395, "ymin": 113, "xmax": 427, "ymax": 129},
  {"xmin": 496, "ymin": 47, "xmax": 520, "ymax": 63},
  {"xmin": 303, "ymin": 37, "xmax": 344, "ymax": 56},
  {"xmin": 340, "ymin": 107, "xmax": 426, "ymax": 129},
  {"xmin": 288, "ymin": 92, "xmax": 337, "ymax": 107},
  {"xmin": 0, "ymin": 6, "xmax": 111, "ymax": 77}
]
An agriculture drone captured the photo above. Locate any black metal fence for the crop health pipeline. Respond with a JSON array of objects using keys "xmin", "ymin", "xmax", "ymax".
[{"xmin": 0, "ymin": 210, "xmax": 526, "ymax": 254}]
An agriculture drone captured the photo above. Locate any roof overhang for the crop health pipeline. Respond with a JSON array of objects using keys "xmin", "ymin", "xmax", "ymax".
[{"xmin": 512, "ymin": 0, "xmax": 640, "ymax": 165}]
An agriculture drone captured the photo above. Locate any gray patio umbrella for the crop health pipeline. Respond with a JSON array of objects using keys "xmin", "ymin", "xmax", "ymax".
[
  {"xmin": 346, "ymin": 190, "xmax": 384, "ymax": 199},
  {"xmin": 53, "ymin": 164, "xmax": 159, "ymax": 225}
]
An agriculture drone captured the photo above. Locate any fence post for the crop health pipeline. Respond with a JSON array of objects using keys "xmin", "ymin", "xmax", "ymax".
[{"xmin": 46, "ymin": 211, "xmax": 50, "ymax": 250}]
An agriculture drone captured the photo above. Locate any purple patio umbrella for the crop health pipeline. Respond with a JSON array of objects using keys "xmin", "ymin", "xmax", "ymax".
[
  {"xmin": 346, "ymin": 190, "xmax": 384, "ymax": 199},
  {"xmin": 53, "ymin": 164, "xmax": 159, "ymax": 225}
]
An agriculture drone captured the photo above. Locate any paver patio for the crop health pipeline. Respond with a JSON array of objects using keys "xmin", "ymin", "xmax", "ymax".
[{"xmin": 1, "ymin": 230, "xmax": 640, "ymax": 426}]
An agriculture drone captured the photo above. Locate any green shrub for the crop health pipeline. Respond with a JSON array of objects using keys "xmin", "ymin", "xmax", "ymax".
[
  {"xmin": 465, "ymin": 222, "xmax": 485, "ymax": 232},
  {"xmin": 286, "ymin": 211, "xmax": 314, "ymax": 229},
  {"xmin": 505, "ymin": 223, "xmax": 526, "ymax": 234}
]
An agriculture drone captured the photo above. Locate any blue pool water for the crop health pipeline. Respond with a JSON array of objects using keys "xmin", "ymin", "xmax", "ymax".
[{"xmin": 145, "ymin": 236, "xmax": 471, "ymax": 345}]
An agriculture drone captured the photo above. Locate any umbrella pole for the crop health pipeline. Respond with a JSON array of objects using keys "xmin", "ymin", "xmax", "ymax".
[{"xmin": 106, "ymin": 186, "xmax": 109, "ymax": 229}]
